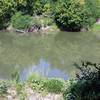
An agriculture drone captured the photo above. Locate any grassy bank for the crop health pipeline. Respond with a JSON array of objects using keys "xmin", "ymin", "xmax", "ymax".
[
  {"xmin": 0, "ymin": 62, "xmax": 100, "ymax": 100},
  {"xmin": 92, "ymin": 23, "xmax": 100, "ymax": 31},
  {"xmin": 0, "ymin": 74, "xmax": 66, "ymax": 100}
]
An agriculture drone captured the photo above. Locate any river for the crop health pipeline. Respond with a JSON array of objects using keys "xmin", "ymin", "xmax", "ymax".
[{"xmin": 0, "ymin": 31, "xmax": 100, "ymax": 80}]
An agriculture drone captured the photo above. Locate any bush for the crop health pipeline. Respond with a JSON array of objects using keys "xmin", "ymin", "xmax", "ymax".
[
  {"xmin": 38, "ymin": 17, "xmax": 53, "ymax": 27},
  {"xmin": 54, "ymin": 0, "xmax": 95, "ymax": 31},
  {"xmin": 15, "ymin": 0, "xmax": 26, "ymax": 13},
  {"xmin": 63, "ymin": 61, "xmax": 100, "ymax": 100},
  {"xmin": 85, "ymin": 0, "xmax": 100, "ymax": 19},
  {"xmin": 44, "ymin": 78, "xmax": 66, "ymax": 93},
  {"xmin": 27, "ymin": 74, "xmax": 46, "ymax": 92},
  {"xmin": 31, "ymin": 16, "xmax": 53, "ymax": 28},
  {"xmin": 42, "ymin": 1, "xmax": 52, "ymax": 16},
  {"xmin": 11, "ymin": 12, "xmax": 32, "ymax": 30},
  {"xmin": 16, "ymin": 83, "xmax": 23, "ymax": 94},
  {"xmin": 0, "ymin": 81, "xmax": 8, "ymax": 96},
  {"xmin": 27, "ymin": 74, "xmax": 66, "ymax": 93},
  {"xmin": 31, "ymin": 17, "xmax": 42, "ymax": 28},
  {"xmin": 0, "ymin": 0, "xmax": 16, "ymax": 29},
  {"xmin": 16, "ymin": 0, "xmax": 44, "ymax": 15},
  {"xmin": 92, "ymin": 24, "xmax": 100, "ymax": 31},
  {"xmin": 15, "ymin": 0, "xmax": 53, "ymax": 16}
]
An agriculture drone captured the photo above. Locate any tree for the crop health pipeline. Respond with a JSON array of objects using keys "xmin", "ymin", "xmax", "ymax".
[
  {"xmin": 64, "ymin": 61, "xmax": 100, "ymax": 100},
  {"xmin": 0, "ymin": 0, "xmax": 16, "ymax": 29},
  {"xmin": 54, "ymin": 0, "xmax": 96, "ymax": 31},
  {"xmin": 85, "ymin": 0, "xmax": 100, "ymax": 19}
]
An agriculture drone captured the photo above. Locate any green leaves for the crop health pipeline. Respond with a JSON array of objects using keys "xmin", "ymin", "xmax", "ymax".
[
  {"xmin": 0, "ymin": 0, "xmax": 16, "ymax": 29},
  {"xmin": 54, "ymin": 0, "xmax": 96, "ymax": 31},
  {"xmin": 0, "ymin": 81, "xmax": 8, "ymax": 96},
  {"xmin": 85, "ymin": 0, "xmax": 100, "ymax": 18},
  {"xmin": 64, "ymin": 61, "xmax": 100, "ymax": 100},
  {"xmin": 11, "ymin": 12, "xmax": 32, "ymax": 30}
]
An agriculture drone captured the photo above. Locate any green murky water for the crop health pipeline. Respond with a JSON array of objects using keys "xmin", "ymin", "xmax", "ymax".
[{"xmin": 0, "ymin": 31, "xmax": 100, "ymax": 80}]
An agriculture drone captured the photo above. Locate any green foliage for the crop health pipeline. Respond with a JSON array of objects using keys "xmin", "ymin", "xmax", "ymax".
[
  {"xmin": 63, "ymin": 61, "xmax": 100, "ymax": 100},
  {"xmin": 11, "ymin": 12, "xmax": 32, "ymax": 30},
  {"xmin": 0, "ymin": 0, "xmax": 16, "ymax": 29},
  {"xmin": 31, "ymin": 16, "xmax": 53, "ymax": 28},
  {"xmin": 18, "ymin": 93, "xmax": 26, "ymax": 100},
  {"xmin": 27, "ymin": 73, "xmax": 44, "ymax": 83},
  {"xmin": 25, "ymin": 0, "xmax": 53, "ymax": 16},
  {"xmin": 54, "ymin": 0, "xmax": 95, "ymax": 31},
  {"xmin": 85, "ymin": 0, "xmax": 100, "ymax": 18},
  {"xmin": 39, "ymin": 17, "xmax": 53, "ymax": 27},
  {"xmin": 16, "ymin": 0, "xmax": 45, "ymax": 15},
  {"xmin": 15, "ymin": 0, "xmax": 26, "ymax": 12},
  {"xmin": 44, "ymin": 78, "xmax": 66, "ymax": 93},
  {"xmin": 0, "ymin": 0, "xmax": 99, "ymax": 31},
  {"xmin": 27, "ymin": 74, "xmax": 46, "ymax": 92},
  {"xmin": 11, "ymin": 66, "xmax": 20, "ymax": 83},
  {"xmin": 31, "ymin": 17, "xmax": 42, "ymax": 28},
  {"xmin": 27, "ymin": 74, "xmax": 66, "ymax": 93},
  {"xmin": 0, "ymin": 81, "xmax": 8, "ymax": 96},
  {"xmin": 63, "ymin": 80, "xmax": 81, "ymax": 100},
  {"xmin": 93, "ymin": 23, "xmax": 100, "ymax": 31},
  {"xmin": 1, "ymin": 0, "xmax": 98, "ymax": 31},
  {"xmin": 33, "ymin": 0, "xmax": 44, "ymax": 15},
  {"xmin": 42, "ymin": 1, "xmax": 52, "ymax": 16},
  {"xmin": 43, "ymin": 17, "xmax": 53, "ymax": 26},
  {"xmin": 16, "ymin": 83, "xmax": 23, "ymax": 94}
]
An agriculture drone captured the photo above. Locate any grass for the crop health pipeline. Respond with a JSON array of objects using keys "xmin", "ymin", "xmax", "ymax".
[
  {"xmin": 92, "ymin": 23, "xmax": 100, "ymax": 31},
  {"xmin": 27, "ymin": 73, "xmax": 66, "ymax": 94},
  {"xmin": 0, "ymin": 74, "xmax": 66, "ymax": 100}
]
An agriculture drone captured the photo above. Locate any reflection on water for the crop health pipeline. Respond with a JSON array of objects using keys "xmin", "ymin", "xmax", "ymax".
[
  {"xmin": 20, "ymin": 58, "xmax": 68, "ymax": 81},
  {"xmin": 0, "ymin": 31, "xmax": 100, "ymax": 80}
]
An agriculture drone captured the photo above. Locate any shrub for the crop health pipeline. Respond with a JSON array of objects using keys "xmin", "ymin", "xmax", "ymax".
[
  {"xmin": 31, "ymin": 17, "xmax": 42, "ymax": 28},
  {"xmin": 0, "ymin": 0, "xmax": 16, "ymax": 29},
  {"xmin": 85, "ymin": 0, "xmax": 100, "ymax": 19},
  {"xmin": 37, "ymin": 17, "xmax": 53, "ymax": 27},
  {"xmin": 31, "ymin": 16, "xmax": 53, "ymax": 28},
  {"xmin": 0, "ymin": 81, "xmax": 8, "ymax": 96},
  {"xmin": 27, "ymin": 73, "xmax": 44, "ymax": 83},
  {"xmin": 16, "ymin": 0, "xmax": 44, "ymax": 15},
  {"xmin": 15, "ymin": 0, "xmax": 53, "ymax": 16},
  {"xmin": 15, "ymin": 0, "xmax": 26, "ymax": 13},
  {"xmin": 27, "ymin": 74, "xmax": 66, "ymax": 93},
  {"xmin": 54, "ymin": 0, "xmax": 95, "ymax": 31},
  {"xmin": 63, "ymin": 61, "xmax": 100, "ymax": 100},
  {"xmin": 42, "ymin": 1, "xmax": 52, "ymax": 16},
  {"xmin": 44, "ymin": 78, "xmax": 66, "ymax": 93},
  {"xmin": 16, "ymin": 83, "xmax": 23, "ymax": 94},
  {"xmin": 27, "ymin": 74, "xmax": 46, "ymax": 92},
  {"xmin": 11, "ymin": 12, "xmax": 32, "ymax": 30},
  {"xmin": 92, "ymin": 24, "xmax": 100, "ymax": 31},
  {"xmin": 33, "ymin": 0, "xmax": 44, "ymax": 15}
]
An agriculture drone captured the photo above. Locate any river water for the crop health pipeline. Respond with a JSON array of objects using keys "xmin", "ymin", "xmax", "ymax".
[{"xmin": 0, "ymin": 31, "xmax": 100, "ymax": 80}]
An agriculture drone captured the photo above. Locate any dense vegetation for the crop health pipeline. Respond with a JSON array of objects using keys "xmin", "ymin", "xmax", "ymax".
[
  {"xmin": 0, "ymin": 61, "xmax": 100, "ymax": 99},
  {"xmin": 64, "ymin": 61, "xmax": 100, "ymax": 100},
  {"xmin": 54, "ymin": 0, "xmax": 94, "ymax": 31},
  {"xmin": 0, "ymin": 0, "xmax": 100, "ymax": 99},
  {"xmin": 0, "ymin": 74, "xmax": 66, "ymax": 99},
  {"xmin": 0, "ymin": 0, "xmax": 100, "ymax": 31}
]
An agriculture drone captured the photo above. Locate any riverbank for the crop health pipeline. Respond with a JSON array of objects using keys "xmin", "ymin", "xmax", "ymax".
[
  {"xmin": 6, "ymin": 25, "xmax": 59, "ymax": 36},
  {"xmin": 92, "ymin": 23, "xmax": 100, "ymax": 31},
  {"xmin": 0, "ymin": 76, "xmax": 66, "ymax": 100},
  {"xmin": 6, "ymin": 21, "xmax": 100, "ymax": 36},
  {"xmin": 6, "ymin": 84, "xmax": 63, "ymax": 100}
]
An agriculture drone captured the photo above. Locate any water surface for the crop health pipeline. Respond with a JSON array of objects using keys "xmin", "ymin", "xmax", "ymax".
[{"xmin": 0, "ymin": 31, "xmax": 100, "ymax": 80}]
